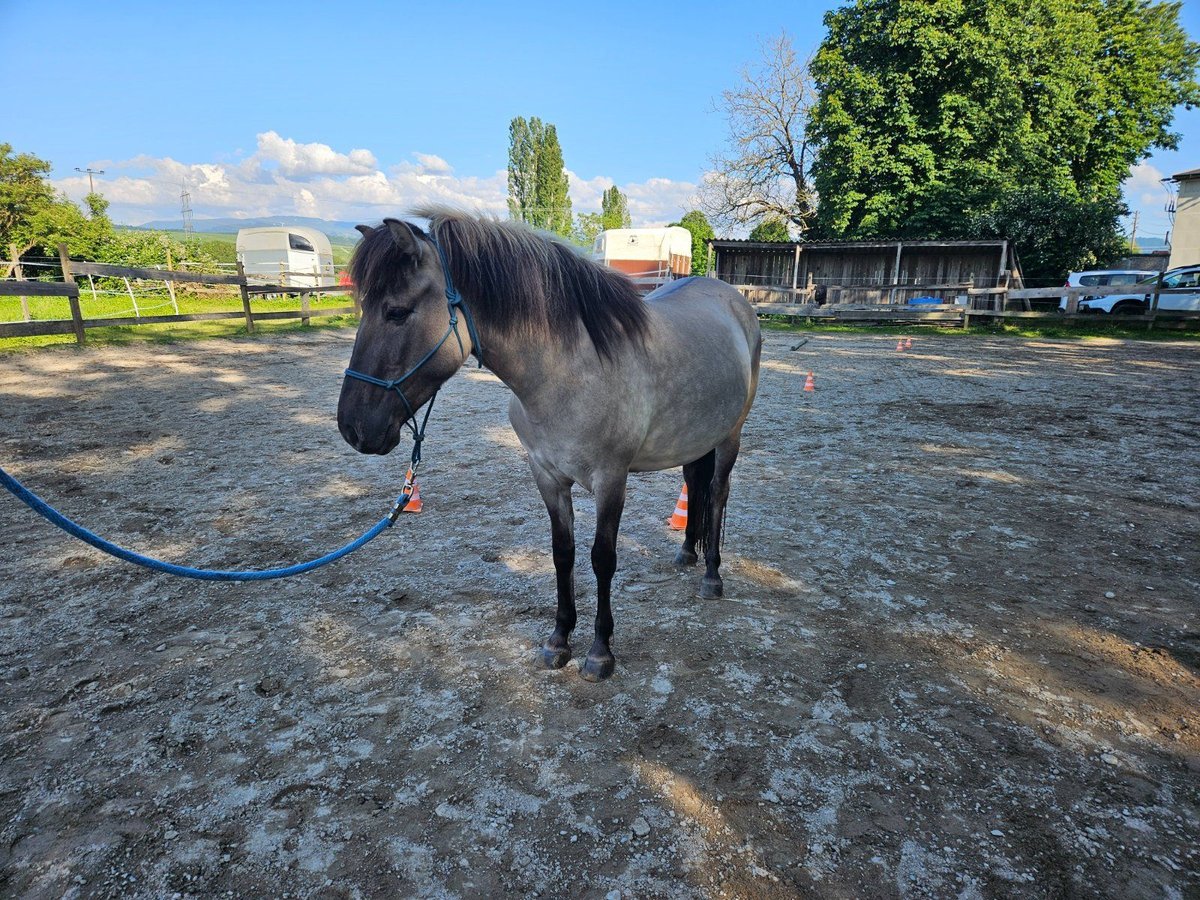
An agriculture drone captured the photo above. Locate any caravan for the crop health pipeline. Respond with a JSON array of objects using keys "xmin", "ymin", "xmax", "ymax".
[{"xmin": 235, "ymin": 226, "xmax": 336, "ymax": 287}]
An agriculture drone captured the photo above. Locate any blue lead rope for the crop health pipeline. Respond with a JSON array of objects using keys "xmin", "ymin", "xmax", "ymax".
[
  {"xmin": 2, "ymin": 226, "xmax": 473, "ymax": 583},
  {"xmin": 0, "ymin": 465, "xmax": 413, "ymax": 581}
]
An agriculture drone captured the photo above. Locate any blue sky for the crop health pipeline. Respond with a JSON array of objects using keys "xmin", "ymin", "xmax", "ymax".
[{"xmin": 3, "ymin": 0, "xmax": 1197, "ymax": 243}]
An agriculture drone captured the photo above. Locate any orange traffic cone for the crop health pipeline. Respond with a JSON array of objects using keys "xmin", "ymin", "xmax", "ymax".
[
  {"xmin": 402, "ymin": 468, "xmax": 423, "ymax": 514},
  {"xmin": 896, "ymin": 339, "xmax": 905, "ymax": 352},
  {"xmin": 668, "ymin": 484, "xmax": 688, "ymax": 530},
  {"xmin": 905, "ymin": 337, "xmax": 913, "ymax": 350},
  {"xmin": 804, "ymin": 371, "xmax": 816, "ymax": 392}
]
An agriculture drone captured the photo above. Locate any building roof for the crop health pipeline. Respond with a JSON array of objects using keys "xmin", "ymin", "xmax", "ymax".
[
  {"xmin": 708, "ymin": 238, "xmax": 1009, "ymax": 250},
  {"xmin": 1171, "ymin": 167, "xmax": 1200, "ymax": 181}
]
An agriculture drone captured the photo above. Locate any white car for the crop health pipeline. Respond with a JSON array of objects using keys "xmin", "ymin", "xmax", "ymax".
[
  {"xmin": 1058, "ymin": 269, "xmax": 1150, "ymax": 312},
  {"xmin": 1067, "ymin": 265, "xmax": 1200, "ymax": 314}
]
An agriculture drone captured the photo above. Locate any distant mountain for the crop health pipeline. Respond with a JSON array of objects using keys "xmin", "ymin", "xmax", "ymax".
[{"xmin": 132, "ymin": 215, "xmax": 365, "ymax": 242}]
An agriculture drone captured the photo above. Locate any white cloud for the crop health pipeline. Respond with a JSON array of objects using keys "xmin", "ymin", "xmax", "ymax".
[
  {"xmin": 252, "ymin": 131, "xmax": 377, "ymax": 178},
  {"xmin": 1123, "ymin": 161, "xmax": 1169, "ymax": 210},
  {"xmin": 411, "ymin": 153, "xmax": 453, "ymax": 175},
  {"xmin": 51, "ymin": 134, "xmax": 699, "ymax": 229}
]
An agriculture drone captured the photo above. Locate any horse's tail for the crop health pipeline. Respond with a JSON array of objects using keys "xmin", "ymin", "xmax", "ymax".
[{"xmin": 689, "ymin": 448, "xmax": 718, "ymax": 558}]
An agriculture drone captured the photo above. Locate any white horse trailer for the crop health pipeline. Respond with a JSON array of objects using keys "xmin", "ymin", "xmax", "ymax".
[
  {"xmin": 236, "ymin": 226, "xmax": 336, "ymax": 287},
  {"xmin": 592, "ymin": 226, "xmax": 693, "ymax": 292}
]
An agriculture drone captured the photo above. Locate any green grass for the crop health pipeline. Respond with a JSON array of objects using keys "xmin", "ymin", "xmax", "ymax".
[
  {"xmin": 758, "ymin": 315, "xmax": 1200, "ymax": 342},
  {"xmin": 0, "ymin": 288, "xmax": 358, "ymax": 352}
]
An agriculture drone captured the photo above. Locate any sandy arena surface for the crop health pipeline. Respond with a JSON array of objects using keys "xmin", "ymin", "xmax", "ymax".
[{"xmin": 1, "ymin": 328, "xmax": 1198, "ymax": 899}]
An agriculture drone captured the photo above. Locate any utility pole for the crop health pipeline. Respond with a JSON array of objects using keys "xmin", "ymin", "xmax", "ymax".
[
  {"xmin": 1128, "ymin": 210, "xmax": 1139, "ymax": 252},
  {"xmin": 75, "ymin": 167, "xmax": 105, "ymax": 194}
]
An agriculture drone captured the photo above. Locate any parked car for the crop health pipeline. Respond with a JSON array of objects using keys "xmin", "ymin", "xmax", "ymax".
[
  {"xmin": 1063, "ymin": 265, "xmax": 1200, "ymax": 314},
  {"xmin": 1058, "ymin": 269, "xmax": 1148, "ymax": 311}
]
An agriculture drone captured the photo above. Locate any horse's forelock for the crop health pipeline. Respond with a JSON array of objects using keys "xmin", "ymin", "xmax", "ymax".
[{"xmin": 349, "ymin": 222, "xmax": 425, "ymax": 307}]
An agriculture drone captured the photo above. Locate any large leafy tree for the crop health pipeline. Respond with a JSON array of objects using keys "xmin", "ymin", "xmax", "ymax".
[
  {"xmin": 748, "ymin": 216, "xmax": 791, "ymax": 242},
  {"xmin": 507, "ymin": 117, "xmax": 573, "ymax": 237},
  {"xmin": 701, "ymin": 32, "xmax": 818, "ymax": 235},
  {"xmin": 808, "ymin": 0, "xmax": 1200, "ymax": 244},
  {"xmin": 0, "ymin": 144, "xmax": 89, "ymax": 259},
  {"xmin": 969, "ymin": 188, "xmax": 1130, "ymax": 284},
  {"xmin": 670, "ymin": 210, "xmax": 715, "ymax": 275}
]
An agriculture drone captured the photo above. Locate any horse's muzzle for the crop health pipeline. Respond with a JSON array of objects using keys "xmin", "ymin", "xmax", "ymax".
[{"xmin": 338, "ymin": 416, "xmax": 401, "ymax": 455}]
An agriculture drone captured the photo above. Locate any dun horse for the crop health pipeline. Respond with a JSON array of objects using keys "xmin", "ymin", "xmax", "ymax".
[{"xmin": 337, "ymin": 209, "xmax": 761, "ymax": 681}]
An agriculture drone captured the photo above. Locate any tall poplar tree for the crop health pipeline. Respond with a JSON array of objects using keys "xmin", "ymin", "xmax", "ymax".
[
  {"xmin": 507, "ymin": 116, "xmax": 543, "ymax": 224},
  {"xmin": 600, "ymin": 186, "xmax": 631, "ymax": 231},
  {"xmin": 507, "ymin": 117, "xmax": 573, "ymax": 237}
]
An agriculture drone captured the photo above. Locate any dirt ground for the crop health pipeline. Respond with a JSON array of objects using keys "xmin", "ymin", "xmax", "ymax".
[{"xmin": 0, "ymin": 328, "xmax": 1197, "ymax": 899}]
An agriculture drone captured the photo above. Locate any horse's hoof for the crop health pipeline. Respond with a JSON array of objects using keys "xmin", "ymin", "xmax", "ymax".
[
  {"xmin": 674, "ymin": 548, "xmax": 698, "ymax": 567},
  {"xmin": 537, "ymin": 644, "xmax": 572, "ymax": 669},
  {"xmin": 697, "ymin": 576, "xmax": 723, "ymax": 600},
  {"xmin": 579, "ymin": 653, "xmax": 616, "ymax": 682}
]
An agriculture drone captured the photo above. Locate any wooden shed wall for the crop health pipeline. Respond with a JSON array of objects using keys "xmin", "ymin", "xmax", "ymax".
[{"xmin": 712, "ymin": 240, "xmax": 1013, "ymax": 304}]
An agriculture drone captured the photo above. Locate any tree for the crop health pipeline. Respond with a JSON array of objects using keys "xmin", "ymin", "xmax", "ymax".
[
  {"xmin": 507, "ymin": 116, "xmax": 542, "ymax": 224},
  {"xmin": 600, "ymin": 186, "xmax": 631, "ymax": 231},
  {"xmin": 574, "ymin": 212, "xmax": 604, "ymax": 248},
  {"xmin": 507, "ymin": 116, "xmax": 573, "ymax": 237},
  {"xmin": 533, "ymin": 124, "xmax": 572, "ymax": 236},
  {"xmin": 748, "ymin": 216, "xmax": 791, "ymax": 242},
  {"xmin": 671, "ymin": 210, "xmax": 715, "ymax": 275},
  {"xmin": 0, "ymin": 143, "xmax": 85, "ymax": 258},
  {"xmin": 701, "ymin": 32, "xmax": 818, "ymax": 235},
  {"xmin": 969, "ymin": 188, "xmax": 1130, "ymax": 284},
  {"xmin": 808, "ymin": 0, "xmax": 1200, "ymax": 240}
]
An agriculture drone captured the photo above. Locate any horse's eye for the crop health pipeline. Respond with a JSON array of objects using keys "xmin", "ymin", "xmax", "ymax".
[{"xmin": 385, "ymin": 307, "xmax": 412, "ymax": 324}]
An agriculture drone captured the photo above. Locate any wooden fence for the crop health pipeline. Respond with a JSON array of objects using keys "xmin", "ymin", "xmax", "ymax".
[
  {"xmin": 0, "ymin": 245, "xmax": 358, "ymax": 344},
  {"xmin": 731, "ymin": 277, "xmax": 1200, "ymax": 328}
]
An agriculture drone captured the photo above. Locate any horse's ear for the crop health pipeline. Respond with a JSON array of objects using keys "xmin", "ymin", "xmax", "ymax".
[
  {"xmin": 383, "ymin": 218, "xmax": 423, "ymax": 261},
  {"xmin": 354, "ymin": 224, "xmax": 374, "ymax": 237}
]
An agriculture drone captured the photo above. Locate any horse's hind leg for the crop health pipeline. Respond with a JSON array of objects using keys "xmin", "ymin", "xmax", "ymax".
[
  {"xmin": 674, "ymin": 451, "xmax": 715, "ymax": 567},
  {"xmin": 532, "ymin": 469, "xmax": 576, "ymax": 670},
  {"xmin": 698, "ymin": 435, "xmax": 741, "ymax": 600},
  {"xmin": 580, "ymin": 474, "xmax": 627, "ymax": 682}
]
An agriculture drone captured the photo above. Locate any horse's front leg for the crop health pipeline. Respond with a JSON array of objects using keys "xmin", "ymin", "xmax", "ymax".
[
  {"xmin": 532, "ymin": 468, "xmax": 576, "ymax": 670},
  {"xmin": 580, "ymin": 474, "xmax": 628, "ymax": 682},
  {"xmin": 699, "ymin": 435, "xmax": 742, "ymax": 600}
]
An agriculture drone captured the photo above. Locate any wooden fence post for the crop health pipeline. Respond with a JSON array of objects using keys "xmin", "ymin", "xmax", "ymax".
[
  {"xmin": 1065, "ymin": 287, "xmax": 1081, "ymax": 316},
  {"xmin": 236, "ymin": 261, "xmax": 255, "ymax": 333},
  {"xmin": 1147, "ymin": 270, "xmax": 1164, "ymax": 331},
  {"xmin": 57, "ymin": 244, "xmax": 86, "ymax": 345},
  {"xmin": 9, "ymin": 243, "xmax": 30, "ymax": 322},
  {"xmin": 300, "ymin": 290, "xmax": 311, "ymax": 326}
]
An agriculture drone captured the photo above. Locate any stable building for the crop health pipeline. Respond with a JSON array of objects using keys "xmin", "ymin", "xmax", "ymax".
[{"xmin": 707, "ymin": 238, "xmax": 1022, "ymax": 305}]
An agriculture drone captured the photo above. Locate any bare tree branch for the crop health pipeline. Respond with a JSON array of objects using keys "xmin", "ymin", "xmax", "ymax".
[{"xmin": 700, "ymin": 32, "xmax": 818, "ymax": 236}]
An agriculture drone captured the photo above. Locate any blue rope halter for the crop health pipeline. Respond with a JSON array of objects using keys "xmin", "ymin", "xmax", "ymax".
[{"xmin": 343, "ymin": 231, "xmax": 483, "ymax": 472}]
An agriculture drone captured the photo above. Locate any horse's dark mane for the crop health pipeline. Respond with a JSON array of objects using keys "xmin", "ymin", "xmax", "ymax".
[{"xmin": 355, "ymin": 207, "xmax": 650, "ymax": 361}]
